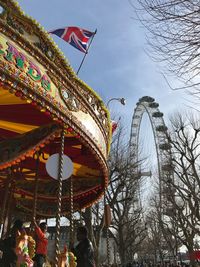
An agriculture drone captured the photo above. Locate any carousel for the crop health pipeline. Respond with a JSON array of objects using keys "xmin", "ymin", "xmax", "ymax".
[{"xmin": 0, "ymin": 0, "xmax": 111, "ymax": 266}]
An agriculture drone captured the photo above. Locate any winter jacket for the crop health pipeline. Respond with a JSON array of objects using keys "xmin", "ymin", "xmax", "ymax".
[
  {"xmin": 35, "ymin": 226, "xmax": 48, "ymax": 255},
  {"xmin": 74, "ymin": 238, "xmax": 95, "ymax": 267}
]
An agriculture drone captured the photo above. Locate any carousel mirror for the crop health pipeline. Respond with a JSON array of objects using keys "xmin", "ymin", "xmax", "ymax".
[{"xmin": 0, "ymin": 6, "xmax": 4, "ymax": 14}]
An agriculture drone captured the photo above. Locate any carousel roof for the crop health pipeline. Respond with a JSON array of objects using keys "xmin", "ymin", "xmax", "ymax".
[{"xmin": 0, "ymin": 0, "xmax": 111, "ymax": 217}]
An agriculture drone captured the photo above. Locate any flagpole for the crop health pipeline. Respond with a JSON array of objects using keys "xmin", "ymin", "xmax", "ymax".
[{"xmin": 76, "ymin": 29, "xmax": 97, "ymax": 75}]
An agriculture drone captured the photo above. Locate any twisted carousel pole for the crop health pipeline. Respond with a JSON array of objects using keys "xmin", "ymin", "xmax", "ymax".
[
  {"xmin": 4, "ymin": 172, "xmax": 16, "ymax": 236},
  {"xmin": 70, "ymin": 176, "xmax": 74, "ymax": 247},
  {"xmin": 0, "ymin": 168, "xmax": 12, "ymax": 237},
  {"xmin": 104, "ymin": 190, "xmax": 111, "ymax": 267},
  {"xmin": 55, "ymin": 128, "xmax": 65, "ymax": 267},
  {"xmin": 32, "ymin": 151, "xmax": 41, "ymax": 221}
]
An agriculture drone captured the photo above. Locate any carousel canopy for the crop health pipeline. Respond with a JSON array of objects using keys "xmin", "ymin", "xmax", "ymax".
[{"xmin": 0, "ymin": 0, "xmax": 111, "ymax": 217}]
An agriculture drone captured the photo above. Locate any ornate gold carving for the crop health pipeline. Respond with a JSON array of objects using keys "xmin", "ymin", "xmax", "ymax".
[
  {"xmin": 7, "ymin": 14, "xmax": 25, "ymax": 34},
  {"xmin": 0, "ymin": 0, "xmax": 111, "ymax": 153},
  {"xmin": 60, "ymin": 88, "xmax": 80, "ymax": 112}
]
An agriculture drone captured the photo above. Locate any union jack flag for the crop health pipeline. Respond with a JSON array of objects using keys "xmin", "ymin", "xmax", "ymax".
[{"xmin": 49, "ymin": 26, "xmax": 95, "ymax": 53}]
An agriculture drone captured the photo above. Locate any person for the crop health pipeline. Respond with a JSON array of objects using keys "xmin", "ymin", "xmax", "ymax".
[
  {"xmin": 73, "ymin": 226, "xmax": 95, "ymax": 267},
  {"xmin": 0, "ymin": 219, "xmax": 23, "ymax": 267},
  {"xmin": 33, "ymin": 220, "xmax": 48, "ymax": 267}
]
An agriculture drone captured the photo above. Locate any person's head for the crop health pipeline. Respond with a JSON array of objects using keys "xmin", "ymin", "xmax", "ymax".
[
  {"xmin": 10, "ymin": 219, "xmax": 23, "ymax": 237},
  {"xmin": 76, "ymin": 226, "xmax": 88, "ymax": 241},
  {"xmin": 39, "ymin": 222, "xmax": 47, "ymax": 233},
  {"xmin": 13, "ymin": 219, "xmax": 23, "ymax": 231}
]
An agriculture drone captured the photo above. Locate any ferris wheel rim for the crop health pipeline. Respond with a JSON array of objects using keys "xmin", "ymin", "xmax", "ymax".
[{"xmin": 129, "ymin": 96, "xmax": 172, "ymax": 180}]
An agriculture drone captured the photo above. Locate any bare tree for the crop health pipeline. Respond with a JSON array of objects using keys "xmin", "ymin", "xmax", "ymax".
[
  {"xmin": 81, "ymin": 125, "xmax": 146, "ymax": 266},
  {"xmin": 134, "ymin": 0, "xmax": 200, "ymax": 92},
  {"xmin": 107, "ymin": 125, "xmax": 148, "ymax": 264},
  {"xmin": 144, "ymin": 207, "xmax": 168, "ymax": 265},
  {"xmin": 160, "ymin": 112, "xmax": 200, "ymax": 266},
  {"xmin": 141, "ymin": 188, "xmax": 180, "ymax": 266}
]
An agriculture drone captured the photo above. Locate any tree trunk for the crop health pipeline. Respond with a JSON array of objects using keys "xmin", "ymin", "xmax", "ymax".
[{"xmin": 84, "ymin": 207, "xmax": 101, "ymax": 266}]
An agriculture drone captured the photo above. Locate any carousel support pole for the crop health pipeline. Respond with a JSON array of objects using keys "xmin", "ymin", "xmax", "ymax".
[
  {"xmin": 106, "ymin": 228, "xmax": 110, "ymax": 266},
  {"xmin": 0, "ymin": 168, "xmax": 12, "ymax": 238},
  {"xmin": 3, "ymin": 170, "xmax": 16, "ymax": 238},
  {"xmin": 55, "ymin": 128, "xmax": 65, "ymax": 267},
  {"xmin": 70, "ymin": 177, "xmax": 74, "ymax": 247},
  {"xmin": 79, "ymin": 210, "xmax": 83, "ymax": 224},
  {"xmin": 32, "ymin": 151, "xmax": 41, "ymax": 221},
  {"xmin": 104, "ymin": 190, "xmax": 110, "ymax": 267}
]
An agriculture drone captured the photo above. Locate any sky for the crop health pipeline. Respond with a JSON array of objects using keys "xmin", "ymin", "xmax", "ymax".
[
  {"xmin": 15, "ymin": 0, "xmax": 193, "ymax": 179},
  {"xmin": 16, "ymin": 0, "xmax": 190, "ymax": 126}
]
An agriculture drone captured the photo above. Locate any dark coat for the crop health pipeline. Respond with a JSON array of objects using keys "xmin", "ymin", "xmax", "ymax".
[
  {"xmin": 74, "ymin": 238, "xmax": 95, "ymax": 267},
  {"xmin": 0, "ymin": 236, "xmax": 17, "ymax": 267}
]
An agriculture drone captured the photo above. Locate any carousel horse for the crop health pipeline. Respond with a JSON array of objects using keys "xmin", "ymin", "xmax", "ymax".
[
  {"xmin": 15, "ymin": 229, "xmax": 35, "ymax": 267},
  {"xmin": 68, "ymin": 251, "xmax": 77, "ymax": 267},
  {"xmin": 58, "ymin": 246, "xmax": 77, "ymax": 267}
]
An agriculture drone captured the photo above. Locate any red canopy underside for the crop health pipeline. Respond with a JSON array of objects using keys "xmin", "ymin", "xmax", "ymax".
[{"xmin": 0, "ymin": 89, "xmax": 106, "ymax": 217}]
